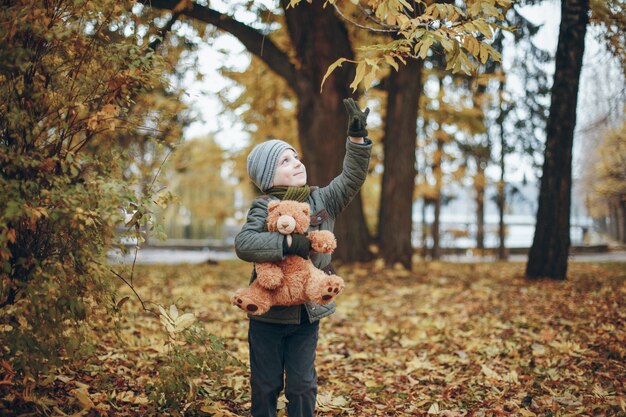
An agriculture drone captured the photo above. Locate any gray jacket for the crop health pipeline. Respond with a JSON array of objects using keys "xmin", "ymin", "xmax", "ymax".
[{"xmin": 235, "ymin": 138, "xmax": 372, "ymax": 324}]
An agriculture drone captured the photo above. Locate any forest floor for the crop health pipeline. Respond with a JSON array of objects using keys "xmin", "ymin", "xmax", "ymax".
[{"xmin": 2, "ymin": 260, "xmax": 625, "ymax": 416}]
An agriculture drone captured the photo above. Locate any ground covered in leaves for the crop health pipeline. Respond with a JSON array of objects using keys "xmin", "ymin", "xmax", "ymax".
[{"xmin": 2, "ymin": 260, "xmax": 625, "ymax": 416}]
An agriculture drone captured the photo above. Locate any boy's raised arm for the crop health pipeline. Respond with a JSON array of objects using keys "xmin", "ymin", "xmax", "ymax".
[
  {"xmin": 318, "ymin": 138, "xmax": 372, "ymax": 218},
  {"xmin": 318, "ymin": 98, "xmax": 373, "ymax": 218}
]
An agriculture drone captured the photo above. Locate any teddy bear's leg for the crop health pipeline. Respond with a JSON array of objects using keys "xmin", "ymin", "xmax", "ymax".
[
  {"xmin": 231, "ymin": 285, "xmax": 272, "ymax": 315},
  {"xmin": 270, "ymin": 257, "xmax": 308, "ymax": 306},
  {"xmin": 255, "ymin": 262, "xmax": 284, "ymax": 290},
  {"xmin": 304, "ymin": 264, "xmax": 345, "ymax": 305}
]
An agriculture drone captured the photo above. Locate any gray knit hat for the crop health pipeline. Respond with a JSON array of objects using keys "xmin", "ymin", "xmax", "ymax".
[{"xmin": 247, "ymin": 139, "xmax": 296, "ymax": 191}]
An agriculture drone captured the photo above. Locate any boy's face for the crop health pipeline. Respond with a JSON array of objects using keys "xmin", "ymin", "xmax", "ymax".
[{"xmin": 272, "ymin": 149, "xmax": 307, "ymax": 188}]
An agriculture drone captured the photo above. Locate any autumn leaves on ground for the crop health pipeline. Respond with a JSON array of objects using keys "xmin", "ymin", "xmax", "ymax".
[{"xmin": 2, "ymin": 261, "xmax": 625, "ymax": 416}]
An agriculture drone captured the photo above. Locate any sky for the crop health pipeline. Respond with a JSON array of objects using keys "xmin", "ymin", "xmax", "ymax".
[{"xmin": 180, "ymin": 1, "xmax": 624, "ymax": 181}]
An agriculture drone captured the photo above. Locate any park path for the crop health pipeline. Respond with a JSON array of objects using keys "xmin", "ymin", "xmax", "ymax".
[{"xmin": 109, "ymin": 248, "xmax": 626, "ymax": 265}]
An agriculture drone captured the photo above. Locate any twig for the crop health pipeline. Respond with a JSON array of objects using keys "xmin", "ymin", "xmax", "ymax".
[
  {"xmin": 357, "ymin": 4, "xmax": 400, "ymax": 30},
  {"xmin": 148, "ymin": 145, "xmax": 175, "ymax": 192},
  {"xmin": 331, "ymin": 2, "xmax": 398, "ymax": 33},
  {"xmin": 110, "ymin": 267, "xmax": 159, "ymax": 317}
]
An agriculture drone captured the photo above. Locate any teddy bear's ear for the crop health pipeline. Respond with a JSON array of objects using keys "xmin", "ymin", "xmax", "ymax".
[{"xmin": 267, "ymin": 200, "xmax": 280, "ymax": 212}]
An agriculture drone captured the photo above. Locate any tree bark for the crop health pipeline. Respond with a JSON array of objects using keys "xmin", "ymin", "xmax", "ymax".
[
  {"xmin": 475, "ymin": 173, "xmax": 485, "ymax": 251},
  {"xmin": 378, "ymin": 58, "xmax": 423, "ymax": 269},
  {"xmin": 526, "ymin": 0, "xmax": 589, "ymax": 279},
  {"xmin": 431, "ymin": 137, "xmax": 444, "ymax": 260},
  {"xmin": 142, "ymin": 0, "xmax": 373, "ymax": 262},
  {"xmin": 497, "ymin": 118, "xmax": 507, "ymax": 260},
  {"xmin": 496, "ymin": 73, "xmax": 508, "ymax": 260},
  {"xmin": 617, "ymin": 200, "xmax": 626, "ymax": 243}
]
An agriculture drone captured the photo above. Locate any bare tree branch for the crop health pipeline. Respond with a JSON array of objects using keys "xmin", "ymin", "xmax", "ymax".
[
  {"xmin": 139, "ymin": 0, "xmax": 299, "ymax": 90},
  {"xmin": 148, "ymin": 10, "xmax": 182, "ymax": 51}
]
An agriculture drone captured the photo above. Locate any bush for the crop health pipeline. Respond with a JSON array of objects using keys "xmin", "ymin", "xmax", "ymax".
[
  {"xmin": 149, "ymin": 305, "xmax": 241, "ymax": 414},
  {"xmin": 0, "ymin": 0, "xmax": 170, "ymax": 374}
]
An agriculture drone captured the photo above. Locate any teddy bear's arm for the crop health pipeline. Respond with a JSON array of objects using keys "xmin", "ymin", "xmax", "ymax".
[
  {"xmin": 255, "ymin": 262, "xmax": 284, "ymax": 290},
  {"xmin": 308, "ymin": 230, "xmax": 337, "ymax": 254}
]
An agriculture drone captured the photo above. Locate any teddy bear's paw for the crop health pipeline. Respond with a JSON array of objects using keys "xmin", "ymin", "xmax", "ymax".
[
  {"xmin": 231, "ymin": 293, "xmax": 269, "ymax": 315},
  {"xmin": 315, "ymin": 276, "xmax": 345, "ymax": 304},
  {"xmin": 309, "ymin": 231, "xmax": 337, "ymax": 254}
]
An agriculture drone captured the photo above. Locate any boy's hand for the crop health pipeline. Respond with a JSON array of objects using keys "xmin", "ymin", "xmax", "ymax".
[
  {"xmin": 283, "ymin": 234, "xmax": 311, "ymax": 259},
  {"xmin": 343, "ymin": 98, "xmax": 370, "ymax": 138}
]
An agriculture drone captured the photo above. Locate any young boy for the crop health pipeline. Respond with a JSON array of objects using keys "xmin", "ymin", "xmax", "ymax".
[{"xmin": 234, "ymin": 98, "xmax": 372, "ymax": 417}]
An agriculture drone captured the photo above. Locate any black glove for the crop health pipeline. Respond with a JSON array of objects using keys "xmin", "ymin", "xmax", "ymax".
[
  {"xmin": 343, "ymin": 98, "xmax": 370, "ymax": 138},
  {"xmin": 283, "ymin": 234, "xmax": 311, "ymax": 259}
]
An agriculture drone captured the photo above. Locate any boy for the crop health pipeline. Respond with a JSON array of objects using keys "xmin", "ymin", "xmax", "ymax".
[{"xmin": 235, "ymin": 98, "xmax": 372, "ymax": 417}]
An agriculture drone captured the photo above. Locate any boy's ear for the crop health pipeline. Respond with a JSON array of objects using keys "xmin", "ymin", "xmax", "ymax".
[{"xmin": 267, "ymin": 200, "xmax": 280, "ymax": 212}]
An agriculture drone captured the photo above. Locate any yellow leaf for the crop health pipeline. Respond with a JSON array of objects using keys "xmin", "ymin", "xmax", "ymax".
[
  {"xmin": 419, "ymin": 38, "xmax": 434, "ymax": 60},
  {"xmin": 398, "ymin": 0, "xmax": 414, "ymax": 12},
  {"xmin": 332, "ymin": 395, "xmax": 348, "ymax": 407},
  {"xmin": 169, "ymin": 304, "xmax": 179, "ymax": 320},
  {"xmin": 363, "ymin": 65, "xmax": 378, "ymax": 90},
  {"xmin": 428, "ymin": 402, "xmax": 440, "ymax": 414},
  {"xmin": 6, "ymin": 228, "xmax": 16, "ymax": 244},
  {"xmin": 479, "ymin": 44, "xmax": 489, "ymax": 64},
  {"xmin": 174, "ymin": 312, "xmax": 196, "ymax": 332},
  {"xmin": 72, "ymin": 388, "xmax": 94, "ymax": 410},
  {"xmin": 474, "ymin": 19, "xmax": 493, "ymax": 39},
  {"xmin": 349, "ymin": 61, "xmax": 367, "ymax": 92},
  {"xmin": 384, "ymin": 55, "xmax": 399, "ymax": 71},
  {"xmin": 158, "ymin": 305, "xmax": 171, "ymax": 322},
  {"xmin": 481, "ymin": 364, "xmax": 501, "ymax": 380},
  {"xmin": 320, "ymin": 58, "xmax": 348, "ymax": 93}
]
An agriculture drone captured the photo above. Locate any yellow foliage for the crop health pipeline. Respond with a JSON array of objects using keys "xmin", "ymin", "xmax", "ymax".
[
  {"xmin": 316, "ymin": 0, "xmax": 512, "ymax": 91},
  {"xmin": 582, "ymin": 120, "xmax": 626, "ymax": 217}
]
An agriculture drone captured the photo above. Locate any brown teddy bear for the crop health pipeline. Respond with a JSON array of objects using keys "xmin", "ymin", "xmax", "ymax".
[{"xmin": 231, "ymin": 200, "xmax": 345, "ymax": 315}]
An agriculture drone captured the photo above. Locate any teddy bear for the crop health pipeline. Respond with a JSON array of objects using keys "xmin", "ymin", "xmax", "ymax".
[{"xmin": 231, "ymin": 200, "xmax": 345, "ymax": 315}]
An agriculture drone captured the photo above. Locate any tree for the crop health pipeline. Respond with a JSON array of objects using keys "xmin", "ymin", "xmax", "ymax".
[
  {"xmin": 158, "ymin": 135, "xmax": 236, "ymax": 239},
  {"xmin": 582, "ymin": 121, "xmax": 626, "ymax": 243},
  {"xmin": 526, "ymin": 0, "xmax": 589, "ymax": 279}
]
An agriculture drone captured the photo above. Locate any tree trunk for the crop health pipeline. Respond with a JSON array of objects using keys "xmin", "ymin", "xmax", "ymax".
[
  {"xmin": 617, "ymin": 200, "xmax": 626, "ymax": 243},
  {"xmin": 475, "ymin": 172, "xmax": 485, "ymax": 252},
  {"xmin": 610, "ymin": 201, "xmax": 618, "ymax": 240},
  {"xmin": 526, "ymin": 0, "xmax": 589, "ymax": 279},
  {"xmin": 378, "ymin": 58, "xmax": 423, "ymax": 269},
  {"xmin": 431, "ymin": 138, "xmax": 444, "ymax": 260},
  {"xmin": 421, "ymin": 200, "xmax": 429, "ymax": 258},
  {"xmin": 497, "ymin": 122, "xmax": 507, "ymax": 260},
  {"xmin": 281, "ymin": 1, "xmax": 373, "ymax": 262},
  {"xmin": 496, "ymin": 75, "xmax": 507, "ymax": 260}
]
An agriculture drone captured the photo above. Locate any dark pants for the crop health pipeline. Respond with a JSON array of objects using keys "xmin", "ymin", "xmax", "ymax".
[{"xmin": 248, "ymin": 319, "xmax": 319, "ymax": 417}]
